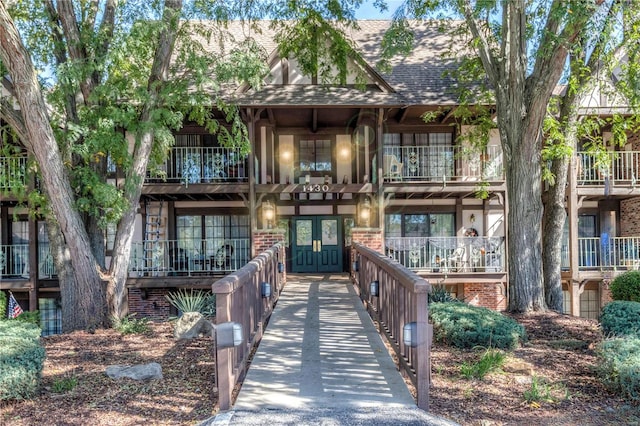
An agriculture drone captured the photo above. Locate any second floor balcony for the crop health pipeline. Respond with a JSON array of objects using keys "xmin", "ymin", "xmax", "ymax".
[
  {"xmin": 578, "ymin": 151, "xmax": 640, "ymax": 187},
  {"xmin": 382, "ymin": 145, "xmax": 504, "ymax": 183},
  {"xmin": 146, "ymin": 147, "xmax": 248, "ymax": 184},
  {"xmin": 0, "ymin": 156, "xmax": 27, "ymax": 193}
]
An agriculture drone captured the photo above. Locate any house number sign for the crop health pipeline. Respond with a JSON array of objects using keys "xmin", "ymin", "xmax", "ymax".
[{"xmin": 302, "ymin": 184, "xmax": 330, "ymax": 193}]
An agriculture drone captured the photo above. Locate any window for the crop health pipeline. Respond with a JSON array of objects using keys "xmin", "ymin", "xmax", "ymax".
[
  {"xmin": 39, "ymin": 298, "xmax": 62, "ymax": 336},
  {"xmin": 299, "ymin": 139, "xmax": 332, "ymax": 173},
  {"xmin": 385, "ymin": 213, "xmax": 455, "ymax": 237}
]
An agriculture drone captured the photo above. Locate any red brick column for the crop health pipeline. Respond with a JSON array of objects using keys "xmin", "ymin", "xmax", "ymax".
[
  {"xmin": 128, "ymin": 288, "xmax": 173, "ymax": 320},
  {"xmin": 464, "ymin": 282, "xmax": 507, "ymax": 311},
  {"xmin": 252, "ymin": 229, "xmax": 286, "ymax": 257},
  {"xmin": 351, "ymin": 228, "xmax": 383, "ymax": 253}
]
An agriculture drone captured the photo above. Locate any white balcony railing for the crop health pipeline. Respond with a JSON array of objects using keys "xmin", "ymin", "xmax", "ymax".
[
  {"xmin": 0, "ymin": 244, "xmax": 29, "ymax": 278},
  {"xmin": 129, "ymin": 238, "xmax": 250, "ymax": 276},
  {"xmin": 578, "ymin": 151, "xmax": 640, "ymax": 185},
  {"xmin": 147, "ymin": 147, "xmax": 248, "ymax": 183},
  {"xmin": 578, "ymin": 236, "xmax": 640, "ymax": 270},
  {"xmin": 385, "ymin": 236, "xmax": 506, "ymax": 273},
  {"xmin": 0, "ymin": 156, "xmax": 27, "ymax": 192},
  {"xmin": 382, "ymin": 145, "xmax": 504, "ymax": 182}
]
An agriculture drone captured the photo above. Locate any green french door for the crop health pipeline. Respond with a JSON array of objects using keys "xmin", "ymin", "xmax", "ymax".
[{"xmin": 291, "ymin": 216, "xmax": 343, "ymax": 273}]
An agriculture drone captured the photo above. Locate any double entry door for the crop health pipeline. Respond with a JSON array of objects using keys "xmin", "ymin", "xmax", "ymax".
[{"xmin": 291, "ymin": 216, "xmax": 343, "ymax": 273}]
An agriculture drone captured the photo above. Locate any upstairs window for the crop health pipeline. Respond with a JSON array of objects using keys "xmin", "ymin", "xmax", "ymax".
[{"xmin": 299, "ymin": 139, "xmax": 332, "ymax": 173}]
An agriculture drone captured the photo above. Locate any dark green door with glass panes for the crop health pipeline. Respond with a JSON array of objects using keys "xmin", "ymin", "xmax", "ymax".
[{"xmin": 292, "ymin": 216, "xmax": 343, "ymax": 273}]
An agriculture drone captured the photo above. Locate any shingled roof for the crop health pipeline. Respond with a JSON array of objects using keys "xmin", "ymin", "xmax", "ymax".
[{"xmin": 194, "ymin": 20, "xmax": 468, "ymax": 108}]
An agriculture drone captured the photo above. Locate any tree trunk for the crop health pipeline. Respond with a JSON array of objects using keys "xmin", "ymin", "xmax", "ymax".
[
  {"xmin": 542, "ymin": 156, "xmax": 569, "ymax": 312},
  {"xmin": 0, "ymin": 4, "xmax": 106, "ymax": 331},
  {"xmin": 503, "ymin": 123, "xmax": 547, "ymax": 312}
]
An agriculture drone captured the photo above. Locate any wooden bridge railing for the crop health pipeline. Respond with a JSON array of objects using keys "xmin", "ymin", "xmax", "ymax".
[
  {"xmin": 351, "ymin": 243, "xmax": 432, "ymax": 410},
  {"xmin": 211, "ymin": 243, "xmax": 286, "ymax": 411}
]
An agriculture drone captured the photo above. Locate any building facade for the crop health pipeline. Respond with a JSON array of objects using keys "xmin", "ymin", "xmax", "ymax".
[{"xmin": 0, "ymin": 20, "xmax": 635, "ymax": 333}]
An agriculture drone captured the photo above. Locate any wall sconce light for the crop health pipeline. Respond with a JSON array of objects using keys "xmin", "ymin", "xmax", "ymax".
[
  {"xmin": 470, "ymin": 213, "xmax": 476, "ymax": 223},
  {"xmin": 359, "ymin": 196, "xmax": 371, "ymax": 227},
  {"xmin": 216, "ymin": 322, "xmax": 243, "ymax": 348},
  {"xmin": 305, "ymin": 174, "xmax": 311, "ymax": 184},
  {"xmin": 403, "ymin": 322, "xmax": 418, "ymax": 348},
  {"xmin": 281, "ymin": 150, "xmax": 291, "ymax": 161},
  {"xmin": 261, "ymin": 282, "xmax": 272, "ymax": 298},
  {"xmin": 263, "ymin": 199, "xmax": 275, "ymax": 229},
  {"xmin": 340, "ymin": 147, "xmax": 350, "ymax": 158},
  {"xmin": 370, "ymin": 280, "xmax": 379, "ymax": 297}
]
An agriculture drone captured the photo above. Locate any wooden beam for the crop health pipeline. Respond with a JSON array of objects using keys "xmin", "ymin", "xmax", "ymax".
[
  {"xmin": 312, "ymin": 108, "xmax": 318, "ymax": 133},
  {"xmin": 396, "ymin": 107, "xmax": 409, "ymax": 124}
]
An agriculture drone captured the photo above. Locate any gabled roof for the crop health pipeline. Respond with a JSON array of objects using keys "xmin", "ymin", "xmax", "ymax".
[{"xmin": 195, "ymin": 20, "xmax": 466, "ymax": 108}]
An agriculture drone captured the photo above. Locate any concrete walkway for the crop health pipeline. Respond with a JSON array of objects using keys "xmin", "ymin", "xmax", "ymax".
[{"xmin": 207, "ymin": 274, "xmax": 457, "ymax": 425}]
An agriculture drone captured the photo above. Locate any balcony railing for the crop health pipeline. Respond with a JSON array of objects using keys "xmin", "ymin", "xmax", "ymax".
[
  {"xmin": 129, "ymin": 238, "xmax": 250, "ymax": 276},
  {"xmin": 147, "ymin": 147, "xmax": 248, "ymax": 184},
  {"xmin": 577, "ymin": 236, "xmax": 640, "ymax": 270},
  {"xmin": 578, "ymin": 151, "xmax": 640, "ymax": 185},
  {"xmin": 385, "ymin": 236, "xmax": 506, "ymax": 273},
  {"xmin": 382, "ymin": 145, "xmax": 504, "ymax": 182},
  {"xmin": 0, "ymin": 156, "xmax": 27, "ymax": 192},
  {"xmin": 0, "ymin": 244, "xmax": 29, "ymax": 278}
]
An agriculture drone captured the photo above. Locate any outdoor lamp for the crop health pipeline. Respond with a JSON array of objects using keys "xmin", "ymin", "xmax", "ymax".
[
  {"xmin": 370, "ymin": 280, "xmax": 379, "ymax": 297},
  {"xmin": 278, "ymin": 262, "xmax": 285, "ymax": 273},
  {"xmin": 261, "ymin": 282, "xmax": 272, "ymax": 298},
  {"xmin": 352, "ymin": 259, "xmax": 359, "ymax": 272},
  {"xmin": 263, "ymin": 199, "xmax": 275, "ymax": 228},
  {"xmin": 216, "ymin": 322, "xmax": 243, "ymax": 348},
  {"xmin": 359, "ymin": 196, "xmax": 371, "ymax": 227},
  {"xmin": 403, "ymin": 322, "xmax": 418, "ymax": 348}
]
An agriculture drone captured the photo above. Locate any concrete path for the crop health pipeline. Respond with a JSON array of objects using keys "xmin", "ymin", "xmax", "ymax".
[{"xmin": 206, "ymin": 274, "xmax": 457, "ymax": 425}]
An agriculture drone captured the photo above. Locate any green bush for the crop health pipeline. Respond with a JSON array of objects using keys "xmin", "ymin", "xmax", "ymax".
[
  {"xmin": 166, "ymin": 289, "xmax": 216, "ymax": 317},
  {"xmin": 429, "ymin": 302, "xmax": 526, "ymax": 350},
  {"xmin": 428, "ymin": 284, "xmax": 462, "ymax": 304},
  {"xmin": 112, "ymin": 314, "xmax": 150, "ymax": 335},
  {"xmin": 0, "ymin": 291, "xmax": 6, "ymax": 318},
  {"xmin": 600, "ymin": 301, "xmax": 640, "ymax": 337},
  {"xmin": 597, "ymin": 336, "xmax": 640, "ymax": 402},
  {"xmin": 610, "ymin": 271, "xmax": 640, "ymax": 302},
  {"xmin": 0, "ymin": 321, "xmax": 45, "ymax": 400},
  {"xmin": 14, "ymin": 310, "xmax": 41, "ymax": 327}
]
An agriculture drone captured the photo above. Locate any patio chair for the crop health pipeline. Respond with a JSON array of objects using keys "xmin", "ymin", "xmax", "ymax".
[
  {"xmin": 443, "ymin": 246, "xmax": 467, "ymax": 272},
  {"xmin": 384, "ymin": 154, "xmax": 404, "ymax": 181}
]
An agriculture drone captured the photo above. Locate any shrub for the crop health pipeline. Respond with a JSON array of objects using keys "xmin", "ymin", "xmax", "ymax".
[
  {"xmin": 428, "ymin": 284, "xmax": 461, "ymax": 304},
  {"xmin": 0, "ymin": 321, "xmax": 45, "ymax": 400},
  {"xmin": 600, "ymin": 301, "xmax": 640, "ymax": 337},
  {"xmin": 166, "ymin": 289, "xmax": 216, "ymax": 317},
  {"xmin": 0, "ymin": 291, "xmax": 6, "ymax": 318},
  {"xmin": 112, "ymin": 314, "xmax": 150, "ymax": 335},
  {"xmin": 597, "ymin": 336, "xmax": 640, "ymax": 402},
  {"xmin": 610, "ymin": 271, "xmax": 640, "ymax": 302},
  {"xmin": 14, "ymin": 310, "xmax": 41, "ymax": 327},
  {"xmin": 429, "ymin": 302, "xmax": 526, "ymax": 349}
]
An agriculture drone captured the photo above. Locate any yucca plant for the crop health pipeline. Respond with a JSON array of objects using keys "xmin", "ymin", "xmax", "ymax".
[{"xmin": 165, "ymin": 289, "xmax": 216, "ymax": 317}]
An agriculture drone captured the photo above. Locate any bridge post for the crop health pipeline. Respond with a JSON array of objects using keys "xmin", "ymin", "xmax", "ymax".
[{"xmin": 416, "ymin": 290, "xmax": 430, "ymax": 410}]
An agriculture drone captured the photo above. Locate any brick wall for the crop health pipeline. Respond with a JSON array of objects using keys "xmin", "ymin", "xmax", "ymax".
[
  {"xmin": 351, "ymin": 228, "xmax": 383, "ymax": 253},
  {"xmin": 601, "ymin": 280, "xmax": 613, "ymax": 307},
  {"xmin": 252, "ymin": 229, "xmax": 286, "ymax": 257},
  {"xmin": 128, "ymin": 288, "xmax": 173, "ymax": 321},
  {"xmin": 621, "ymin": 198, "xmax": 640, "ymax": 236},
  {"xmin": 463, "ymin": 282, "xmax": 507, "ymax": 311}
]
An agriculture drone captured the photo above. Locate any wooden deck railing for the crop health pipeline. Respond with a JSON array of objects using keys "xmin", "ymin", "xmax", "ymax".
[
  {"xmin": 351, "ymin": 243, "xmax": 431, "ymax": 410},
  {"xmin": 212, "ymin": 243, "xmax": 286, "ymax": 411}
]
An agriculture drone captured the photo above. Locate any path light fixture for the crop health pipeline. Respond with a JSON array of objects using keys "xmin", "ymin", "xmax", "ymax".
[
  {"xmin": 370, "ymin": 280, "xmax": 379, "ymax": 297},
  {"xmin": 403, "ymin": 322, "xmax": 418, "ymax": 348},
  {"xmin": 278, "ymin": 262, "xmax": 285, "ymax": 273},
  {"xmin": 216, "ymin": 322, "xmax": 243, "ymax": 348},
  {"xmin": 261, "ymin": 281, "xmax": 272, "ymax": 298},
  {"xmin": 352, "ymin": 259, "xmax": 359, "ymax": 272}
]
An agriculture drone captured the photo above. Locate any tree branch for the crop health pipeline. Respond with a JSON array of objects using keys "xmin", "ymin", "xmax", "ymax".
[
  {"xmin": 0, "ymin": 98, "xmax": 27, "ymax": 143},
  {"xmin": 459, "ymin": 0, "xmax": 499, "ymax": 86}
]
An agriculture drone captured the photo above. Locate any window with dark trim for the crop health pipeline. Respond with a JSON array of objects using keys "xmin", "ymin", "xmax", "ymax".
[{"xmin": 299, "ymin": 139, "xmax": 332, "ymax": 174}]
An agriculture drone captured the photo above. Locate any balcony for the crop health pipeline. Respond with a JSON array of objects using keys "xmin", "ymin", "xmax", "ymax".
[
  {"xmin": 129, "ymin": 238, "xmax": 250, "ymax": 277},
  {"xmin": 0, "ymin": 156, "xmax": 27, "ymax": 193},
  {"xmin": 382, "ymin": 145, "xmax": 504, "ymax": 183},
  {"xmin": 578, "ymin": 151, "xmax": 640, "ymax": 187},
  {"xmin": 0, "ymin": 244, "xmax": 29, "ymax": 278},
  {"xmin": 146, "ymin": 147, "xmax": 248, "ymax": 184},
  {"xmin": 385, "ymin": 236, "xmax": 506, "ymax": 273},
  {"xmin": 577, "ymin": 236, "xmax": 640, "ymax": 271}
]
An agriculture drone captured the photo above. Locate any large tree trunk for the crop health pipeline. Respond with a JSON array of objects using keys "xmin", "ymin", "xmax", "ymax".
[
  {"xmin": 542, "ymin": 156, "xmax": 569, "ymax": 312},
  {"xmin": 0, "ymin": 3, "xmax": 106, "ymax": 331}
]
